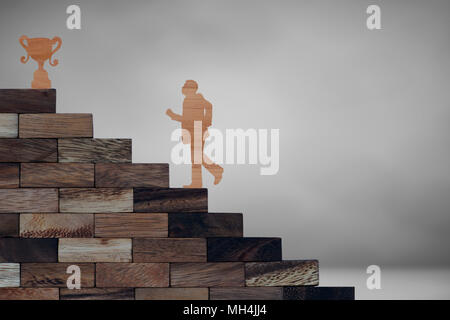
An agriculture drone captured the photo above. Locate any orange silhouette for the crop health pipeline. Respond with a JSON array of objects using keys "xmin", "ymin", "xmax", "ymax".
[
  {"xmin": 166, "ymin": 80, "xmax": 223, "ymax": 188},
  {"xmin": 19, "ymin": 35, "xmax": 62, "ymax": 89}
]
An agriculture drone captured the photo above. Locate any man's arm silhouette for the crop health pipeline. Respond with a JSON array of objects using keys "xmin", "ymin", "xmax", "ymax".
[
  {"xmin": 204, "ymin": 99, "xmax": 212, "ymax": 128},
  {"xmin": 166, "ymin": 108, "xmax": 183, "ymax": 122}
]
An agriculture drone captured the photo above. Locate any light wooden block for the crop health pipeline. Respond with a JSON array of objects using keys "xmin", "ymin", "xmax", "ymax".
[
  {"xmin": 19, "ymin": 114, "xmax": 93, "ymax": 138},
  {"xmin": 95, "ymin": 213, "xmax": 167, "ymax": 238},
  {"xmin": 96, "ymin": 263, "xmax": 169, "ymax": 288},
  {"xmin": 58, "ymin": 138, "xmax": 131, "ymax": 163},
  {"xmin": 20, "ymin": 214, "xmax": 94, "ymax": 238},
  {"xmin": 95, "ymin": 163, "xmax": 169, "ymax": 188},
  {"xmin": 0, "ymin": 189, "xmax": 58, "ymax": 213},
  {"xmin": 20, "ymin": 163, "xmax": 94, "ymax": 187},
  {"xmin": 0, "ymin": 263, "xmax": 20, "ymax": 287},
  {"xmin": 59, "ymin": 188, "xmax": 133, "ymax": 213},
  {"xmin": 58, "ymin": 238, "xmax": 132, "ymax": 262},
  {"xmin": 0, "ymin": 114, "xmax": 18, "ymax": 138}
]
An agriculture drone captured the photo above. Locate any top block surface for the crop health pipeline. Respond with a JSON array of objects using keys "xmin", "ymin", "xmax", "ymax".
[{"xmin": 0, "ymin": 89, "xmax": 56, "ymax": 113}]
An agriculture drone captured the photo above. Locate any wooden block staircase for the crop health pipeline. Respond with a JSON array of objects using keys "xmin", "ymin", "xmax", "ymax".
[{"xmin": 0, "ymin": 89, "xmax": 354, "ymax": 300}]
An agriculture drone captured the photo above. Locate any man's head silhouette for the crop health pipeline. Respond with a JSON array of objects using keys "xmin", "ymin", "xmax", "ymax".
[{"xmin": 182, "ymin": 80, "xmax": 198, "ymax": 96}]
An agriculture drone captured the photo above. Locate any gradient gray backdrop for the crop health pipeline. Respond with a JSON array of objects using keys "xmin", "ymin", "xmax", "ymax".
[{"xmin": 1, "ymin": 0, "xmax": 449, "ymax": 299}]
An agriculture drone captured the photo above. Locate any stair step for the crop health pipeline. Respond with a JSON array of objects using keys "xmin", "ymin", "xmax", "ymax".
[
  {"xmin": 95, "ymin": 213, "xmax": 167, "ymax": 238},
  {"xmin": 59, "ymin": 188, "xmax": 133, "ymax": 213},
  {"xmin": 0, "ymin": 239, "xmax": 58, "ymax": 262},
  {"xmin": 0, "ymin": 139, "xmax": 57, "ymax": 162},
  {"xmin": 0, "ymin": 214, "xmax": 18, "ymax": 237},
  {"xmin": 0, "ymin": 188, "xmax": 58, "ymax": 213},
  {"xmin": 0, "ymin": 114, "xmax": 18, "ymax": 138},
  {"xmin": 20, "ymin": 163, "xmax": 94, "ymax": 187},
  {"xmin": 58, "ymin": 238, "xmax": 132, "ymax": 262},
  {"xmin": 95, "ymin": 163, "xmax": 169, "ymax": 188},
  {"xmin": 0, "ymin": 263, "xmax": 20, "ymax": 287},
  {"xmin": 134, "ymin": 188, "xmax": 208, "ymax": 213},
  {"xmin": 133, "ymin": 238, "xmax": 206, "ymax": 262},
  {"xmin": 0, "ymin": 288, "xmax": 58, "ymax": 300},
  {"xmin": 60, "ymin": 288, "xmax": 134, "ymax": 300},
  {"xmin": 136, "ymin": 288, "xmax": 208, "ymax": 300},
  {"xmin": 21, "ymin": 263, "xmax": 94, "ymax": 288},
  {"xmin": 0, "ymin": 163, "xmax": 19, "ymax": 188},
  {"xmin": 19, "ymin": 114, "xmax": 93, "ymax": 138},
  {"xmin": 58, "ymin": 138, "xmax": 131, "ymax": 163},
  {"xmin": 20, "ymin": 213, "xmax": 94, "ymax": 238},
  {"xmin": 283, "ymin": 286, "xmax": 355, "ymax": 300},
  {"xmin": 0, "ymin": 89, "xmax": 56, "ymax": 113},
  {"xmin": 169, "ymin": 213, "xmax": 243, "ymax": 238},
  {"xmin": 171, "ymin": 262, "xmax": 245, "ymax": 287},
  {"xmin": 96, "ymin": 263, "xmax": 169, "ymax": 288},
  {"xmin": 207, "ymin": 237, "xmax": 282, "ymax": 262},
  {"xmin": 210, "ymin": 287, "xmax": 283, "ymax": 300}
]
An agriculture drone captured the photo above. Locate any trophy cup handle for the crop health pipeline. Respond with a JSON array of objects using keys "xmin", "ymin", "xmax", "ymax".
[
  {"xmin": 48, "ymin": 36, "xmax": 62, "ymax": 67},
  {"xmin": 19, "ymin": 35, "xmax": 30, "ymax": 64}
]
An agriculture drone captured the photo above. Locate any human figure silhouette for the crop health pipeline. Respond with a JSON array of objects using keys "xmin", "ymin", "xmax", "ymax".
[{"xmin": 166, "ymin": 80, "xmax": 224, "ymax": 188}]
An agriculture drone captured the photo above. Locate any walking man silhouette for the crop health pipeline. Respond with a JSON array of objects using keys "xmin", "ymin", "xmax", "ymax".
[{"xmin": 166, "ymin": 80, "xmax": 224, "ymax": 188}]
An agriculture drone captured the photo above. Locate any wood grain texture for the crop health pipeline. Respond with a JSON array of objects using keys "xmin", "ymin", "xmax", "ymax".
[
  {"xmin": 95, "ymin": 213, "xmax": 167, "ymax": 238},
  {"xmin": 0, "ymin": 163, "xmax": 19, "ymax": 188},
  {"xmin": 207, "ymin": 238, "xmax": 282, "ymax": 262},
  {"xmin": 210, "ymin": 287, "xmax": 283, "ymax": 300},
  {"xmin": 58, "ymin": 238, "xmax": 132, "ymax": 262},
  {"xmin": 0, "ymin": 263, "xmax": 20, "ymax": 287},
  {"xmin": 134, "ymin": 188, "xmax": 207, "ymax": 213},
  {"xmin": 283, "ymin": 286, "xmax": 355, "ymax": 300},
  {"xmin": 0, "ymin": 239, "xmax": 58, "ymax": 262},
  {"xmin": 0, "ymin": 288, "xmax": 59, "ymax": 300},
  {"xmin": 136, "ymin": 288, "xmax": 208, "ymax": 300},
  {"xmin": 0, "ymin": 214, "xmax": 18, "ymax": 237},
  {"xmin": 0, "ymin": 114, "xmax": 18, "ymax": 138},
  {"xmin": 0, "ymin": 188, "xmax": 58, "ymax": 213},
  {"xmin": 59, "ymin": 188, "xmax": 133, "ymax": 213},
  {"xmin": 0, "ymin": 139, "xmax": 57, "ymax": 162},
  {"xmin": 58, "ymin": 138, "xmax": 131, "ymax": 163},
  {"xmin": 133, "ymin": 238, "xmax": 206, "ymax": 262},
  {"xmin": 171, "ymin": 262, "xmax": 245, "ymax": 287},
  {"xmin": 60, "ymin": 288, "xmax": 134, "ymax": 300},
  {"xmin": 96, "ymin": 163, "xmax": 169, "ymax": 188},
  {"xmin": 20, "ymin": 214, "xmax": 94, "ymax": 238},
  {"xmin": 19, "ymin": 114, "xmax": 93, "ymax": 138},
  {"xmin": 21, "ymin": 163, "xmax": 94, "ymax": 187},
  {"xmin": 0, "ymin": 89, "xmax": 56, "ymax": 113},
  {"xmin": 169, "ymin": 213, "xmax": 243, "ymax": 238},
  {"xmin": 245, "ymin": 260, "xmax": 319, "ymax": 287},
  {"xmin": 21, "ymin": 263, "xmax": 94, "ymax": 288},
  {"xmin": 96, "ymin": 263, "xmax": 169, "ymax": 288}
]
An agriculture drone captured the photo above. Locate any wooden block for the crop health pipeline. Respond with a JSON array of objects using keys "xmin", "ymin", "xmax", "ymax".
[
  {"xmin": 0, "ymin": 163, "xmax": 19, "ymax": 188},
  {"xmin": 95, "ymin": 163, "xmax": 169, "ymax": 188},
  {"xmin": 0, "ymin": 288, "xmax": 58, "ymax": 300},
  {"xmin": 20, "ymin": 214, "xmax": 94, "ymax": 238},
  {"xmin": 19, "ymin": 114, "xmax": 93, "ymax": 138},
  {"xmin": 207, "ymin": 238, "xmax": 282, "ymax": 262},
  {"xmin": 169, "ymin": 213, "xmax": 243, "ymax": 238},
  {"xmin": 0, "ymin": 263, "xmax": 20, "ymax": 287},
  {"xmin": 21, "ymin": 263, "xmax": 94, "ymax": 288},
  {"xmin": 0, "ymin": 114, "xmax": 18, "ymax": 138},
  {"xmin": 60, "ymin": 288, "xmax": 134, "ymax": 300},
  {"xmin": 59, "ymin": 238, "xmax": 131, "ymax": 262},
  {"xmin": 171, "ymin": 262, "xmax": 244, "ymax": 287},
  {"xmin": 0, "ymin": 188, "xmax": 58, "ymax": 213},
  {"xmin": 96, "ymin": 263, "xmax": 169, "ymax": 287},
  {"xmin": 59, "ymin": 188, "xmax": 133, "ymax": 213},
  {"xmin": 283, "ymin": 286, "xmax": 355, "ymax": 300},
  {"xmin": 136, "ymin": 288, "xmax": 208, "ymax": 300},
  {"xmin": 21, "ymin": 163, "xmax": 94, "ymax": 187},
  {"xmin": 0, "ymin": 89, "xmax": 56, "ymax": 113},
  {"xmin": 95, "ymin": 213, "xmax": 167, "ymax": 238},
  {"xmin": 0, "ymin": 214, "xmax": 18, "ymax": 237},
  {"xmin": 58, "ymin": 138, "xmax": 131, "ymax": 163},
  {"xmin": 0, "ymin": 139, "xmax": 57, "ymax": 162},
  {"xmin": 0, "ymin": 239, "xmax": 58, "ymax": 262},
  {"xmin": 133, "ymin": 238, "xmax": 206, "ymax": 262},
  {"xmin": 245, "ymin": 260, "xmax": 319, "ymax": 286},
  {"xmin": 210, "ymin": 287, "xmax": 283, "ymax": 300},
  {"xmin": 134, "ymin": 188, "xmax": 207, "ymax": 213}
]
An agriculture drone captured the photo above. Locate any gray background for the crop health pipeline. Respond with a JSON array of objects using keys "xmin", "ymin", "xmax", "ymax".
[{"xmin": 1, "ymin": 0, "xmax": 449, "ymax": 298}]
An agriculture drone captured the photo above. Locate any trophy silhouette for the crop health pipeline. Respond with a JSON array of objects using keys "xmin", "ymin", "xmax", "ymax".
[{"xmin": 19, "ymin": 35, "xmax": 62, "ymax": 89}]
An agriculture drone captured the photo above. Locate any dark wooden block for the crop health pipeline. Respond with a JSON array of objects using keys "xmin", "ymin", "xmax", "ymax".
[
  {"xmin": 169, "ymin": 213, "xmax": 243, "ymax": 238},
  {"xmin": 0, "ymin": 288, "xmax": 58, "ymax": 300},
  {"xmin": 0, "ymin": 139, "xmax": 57, "ymax": 162},
  {"xmin": 136, "ymin": 288, "xmax": 208, "ymax": 300},
  {"xmin": 210, "ymin": 287, "xmax": 283, "ymax": 300},
  {"xmin": 58, "ymin": 138, "xmax": 131, "ymax": 163},
  {"xmin": 60, "ymin": 288, "xmax": 134, "ymax": 300},
  {"xmin": 95, "ymin": 163, "xmax": 169, "ymax": 188},
  {"xmin": 0, "ymin": 214, "xmax": 18, "ymax": 237},
  {"xmin": 96, "ymin": 263, "xmax": 169, "ymax": 287},
  {"xmin": 21, "ymin": 163, "xmax": 94, "ymax": 187},
  {"xmin": 283, "ymin": 286, "xmax": 355, "ymax": 300},
  {"xmin": 21, "ymin": 263, "xmax": 95, "ymax": 288},
  {"xmin": 59, "ymin": 188, "xmax": 133, "ymax": 213},
  {"xmin": 0, "ymin": 89, "xmax": 56, "ymax": 113},
  {"xmin": 0, "ymin": 188, "xmax": 59, "ymax": 213},
  {"xmin": 207, "ymin": 237, "xmax": 282, "ymax": 262},
  {"xmin": 133, "ymin": 238, "xmax": 206, "ymax": 262},
  {"xmin": 171, "ymin": 262, "xmax": 245, "ymax": 287},
  {"xmin": 0, "ymin": 164, "xmax": 19, "ymax": 188},
  {"xmin": 20, "ymin": 214, "xmax": 94, "ymax": 238},
  {"xmin": 245, "ymin": 260, "xmax": 319, "ymax": 286},
  {"xmin": 19, "ymin": 114, "xmax": 93, "ymax": 138},
  {"xmin": 134, "ymin": 188, "xmax": 207, "ymax": 213},
  {"xmin": 95, "ymin": 213, "xmax": 167, "ymax": 238},
  {"xmin": 0, "ymin": 238, "xmax": 58, "ymax": 262}
]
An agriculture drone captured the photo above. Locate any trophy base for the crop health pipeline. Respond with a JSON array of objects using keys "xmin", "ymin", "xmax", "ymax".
[{"xmin": 32, "ymin": 69, "xmax": 51, "ymax": 89}]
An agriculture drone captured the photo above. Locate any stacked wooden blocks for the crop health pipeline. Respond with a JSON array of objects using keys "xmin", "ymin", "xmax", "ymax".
[{"xmin": 0, "ymin": 89, "xmax": 354, "ymax": 300}]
